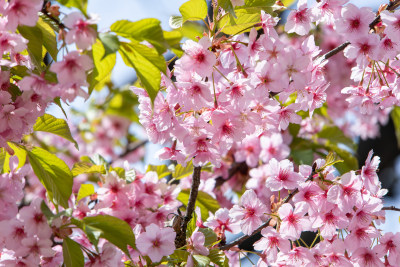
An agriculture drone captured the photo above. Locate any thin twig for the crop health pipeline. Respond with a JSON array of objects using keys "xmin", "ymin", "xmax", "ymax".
[
  {"xmin": 175, "ymin": 166, "xmax": 202, "ymax": 248},
  {"xmin": 382, "ymin": 206, "xmax": 400, "ymax": 212},
  {"xmin": 321, "ymin": 41, "xmax": 350, "ymax": 61}
]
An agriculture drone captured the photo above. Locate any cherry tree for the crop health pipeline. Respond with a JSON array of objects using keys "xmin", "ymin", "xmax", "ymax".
[{"xmin": 1, "ymin": 0, "xmax": 400, "ymax": 266}]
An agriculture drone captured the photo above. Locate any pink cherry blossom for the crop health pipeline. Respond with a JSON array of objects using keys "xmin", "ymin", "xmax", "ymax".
[
  {"xmin": 63, "ymin": 12, "xmax": 97, "ymax": 50},
  {"xmin": 3, "ymin": 0, "xmax": 43, "ymax": 31},
  {"xmin": 229, "ymin": 190, "xmax": 268, "ymax": 235},
  {"xmin": 265, "ymin": 158, "xmax": 303, "ymax": 191},
  {"xmin": 136, "ymin": 223, "xmax": 176, "ymax": 262},
  {"xmin": 278, "ymin": 202, "xmax": 310, "ymax": 240},
  {"xmin": 285, "ymin": 0, "xmax": 313, "ymax": 36},
  {"xmin": 50, "ymin": 51, "xmax": 93, "ymax": 85},
  {"xmin": 335, "ymin": 4, "xmax": 375, "ymax": 40},
  {"xmin": 177, "ymin": 37, "xmax": 216, "ymax": 77}
]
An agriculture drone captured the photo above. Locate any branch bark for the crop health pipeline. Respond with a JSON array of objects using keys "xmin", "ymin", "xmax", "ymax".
[
  {"xmin": 220, "ymin": 186, "xmax": 302, "ymax": 250},
  {"xmin": 382, "ymin": 206, "xmax": 400, "ymax": 212},
  {"xmin": 175, "ymin": 166, "xmax": 202, "ymax": 248}
]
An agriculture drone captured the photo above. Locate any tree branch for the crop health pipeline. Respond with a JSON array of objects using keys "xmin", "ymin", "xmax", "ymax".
[
  {"xmin": 175, "ymin": 166, "xmax": 202, "ymax": 248},
  {"xmin": 214, "ymin": 161, "xmax": 248, "ymax": 187},
  {"xmin": 382, "ymin": 206, "xmax": 400, "ymax": 212},
  {"xmin": 220, "ymin": 186, "xmax": 302, "ymax": 250},
  {"xmin": 220, "ymin": 165, "xmax": 316, "ymax": 251}
]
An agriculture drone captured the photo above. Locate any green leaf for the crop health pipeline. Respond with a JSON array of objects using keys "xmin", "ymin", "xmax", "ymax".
[
  {"xmin": 82, "ymin": 215, "xmax": 136, "ymax": 255},
  {"xmin": 111, "ymin": 19, "xmax": 166, "ymax": 54},
  {"xmin": 324, "ymin": 144, "xmax": 358, "ymax": 174},
  {"xmin": 209, "ymin": 249, "xmax": 229, "ymax": 267},
  {"xmin": 0, "ymin": 148, "xmax": 6, "ymax": 174},
  {"xmin": 169, "ymin": 15, "xmax": 184, "ymax": 29},
  {"xmin": 187, "ymin": 212, "xmax": 197, "ymax": 237},
  {"xmin": 33, "ymin": 114, "xmax": 79, "ymax": 149},
  {"xmin": 57, "ymin": 0, "xmax": 88, "ymax": 14},
  {"xmin": 146, "ymin": 164, "xmax": 171, "ymax": 179},
  {"xmin": 169, "ymin": 249, "xmax": 190, "ymax": 262},
  {"xmin": 6, "ymin": 143, "xmax": 27, "ymax": 171},
  {"xmin": 98, "ymin": 33, "xmax": 120, "ymax": 59},
  {"xmin": 37, "ymin": 18, "xmax": 58, "ymax": 61},
  {"xmin": 54, "ymin": 97, "xmax": 68, "ymax": 118},
  {"xmin": 218, "ymin": 0, "xmax": 236, "ymax": 18},
  {"xmin": 173, "ymin": 161, "xmax": 194, "ymax": 180},
  {"xmin": 77, "ymin": 184, "xmax": 95, "ymax": 202},
  {"xmin": 163, "ymin": 30, "xmax": 184, "ymax": 57},
  {"xmin": 318, "ymin": 151, "xmax": 344, "ymax": 171},
  {"xmin": 178, "ymin": 190, "xmax": 220, "ymax": 221},
  {"xmin": 106, "ymin": 90, "xmax": 139, "ymax": 122},
  {"xmin": 391, "ymin": 106, "xmax": 400, "ymax": 148},
  {"xmin": 119, "ymin": 41, "xmax": 166, "ymax": 103},
  {"xmin": 63, "ymin": 237, "xmax": 85, "ymax": 267},
  {"xmin": 179, "ymin": 0, "xmax": 208, "ymax": 22},
  {"xmin": 88, "ymin": 39, "xmax": 117, "ymax": 94},
  {"xmin": 72, "ymin": 161, "xmax": 106, "ymax": 177},
  {"xmin": 27, "ymin": 147, "xmax": 73, "ymax": 208},
  {"xmin": 316, "ymin": 125, "xmax": 357, "ymax": 151},
  {"xmin": 40, "ymin": 200, "xmax": 55, "ymax": 221},
  {"xmin": 198, "ymin": 228, "xmax": 218, "ymax": 247},
  {"xmin": 110, "ymin": 167, "xmax": 126, "ymax": 179},
  {"xmin": 90, "ymin": 154, "xmax": 109, "ymax": 168},
  {"xmin": 18, "ymin": 25, "xmax": 43, "ymax": 70},
  {"xmin": 193, "ymin": 255, "xmax": 211, "ymax": 267},
  {"xmin": 290, "ymin": 149, "xmax": 314, "ymax": 165},
  {"xmin": 218, "ymin": 9, "xmax": 261, "ymax": 35}
]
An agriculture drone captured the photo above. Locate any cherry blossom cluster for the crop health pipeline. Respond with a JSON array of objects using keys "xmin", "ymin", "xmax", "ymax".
[
  {"xmin": 0, "ymin": 0, "xmax": 96, "ymax": 150},
  {"xmin": 207, "ymin": 151, "xmax": 399, "ymax": 266}
]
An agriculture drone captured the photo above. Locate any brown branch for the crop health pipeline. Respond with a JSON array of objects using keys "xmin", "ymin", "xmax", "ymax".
[
  {"xmin": 220, "ymin": 186, "xmax": 302, "ymax": 250},
  {"xmin": 321, "ymin": 41, "xmax": 350, "ymax": 61},
  {"xmin": 214, "ymin": 161, "xmax": 248, "ymax": 187},
  {"xmin": 175, "ymin": 166, "xmax": 202, "ymax": 248},
  {"xmin": 382, "ymin": 206, "xmax": 400, "ymax": 212},
  {"xmin": 369, "ymin": 0, "xmax": 400, "ymax": 29}
]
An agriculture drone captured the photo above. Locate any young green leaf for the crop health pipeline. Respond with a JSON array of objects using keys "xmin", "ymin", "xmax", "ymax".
[
  {"xmin": 63, "ymin": 237, "xmax": 85, "ymax": 267},
  {"xmin": 111, "ymin": 19, "xmax": 166, "ymax": 54},
  {"xmin": 209, "ymin": 249, "xmax": 229, "ymax": 267},
  {"xmin": 119, "ymin": 41, "xmax": 166, "ymax": 104},
  {"xmin": 72, "ymin": 162, "xmax": 106, "ymax": 177},
  {"xmin": 173, "ymin": 161, "xmax": 194, "ymax": 180},
  {"xmin": 88, "ymin": 39, "xmax": 117, "ymax": 94},
  {"xmin": 37, "ymin": 18, "xmax": 58, "ymax": 61},
  {"xmin": 98, "ymin": 33, "xmax": 120, "ymax": 59},
  {"xmin": 178, "ymin": 190, "xmax": 220, "ymax": 221},
  {"xmin": 146, "ymin": 164, "xmax": 171, "ymax": 179},
  {"xmin": 27, "ymin": 147, "xmax": 73, "ymax": 208},
  {"xmin": 179, "ymin": 0, "xmax": 208, "ymax": 22},
  {"xmin": 391, "ymin": 106, "xmax": 400, "ymax": 148},
  {"xmin": 198, "ymin": 228, "xmax": 218, "ymax": 247},
  {"xmin": 18, "ymin": 25, "xmax": 43, "ymax": 70},
  {"xmin": 82, "ymin": 215, "xmax": 136, "ymax": 255},
  {"xmin": 76, "ymin": 184, "xmax": 95, "ymax": 202},
  {"xmin": 33, "ymin": 114, "xmax": 79, "ymax": 149}
]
